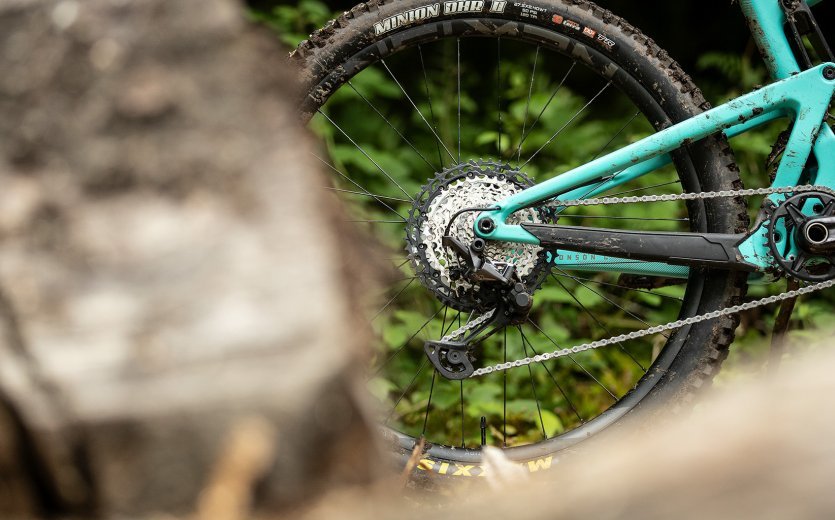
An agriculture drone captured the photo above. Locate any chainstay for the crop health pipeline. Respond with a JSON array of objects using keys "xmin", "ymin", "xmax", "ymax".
[{"xmin": 465, "ymin": 184, "xmax": 835, "ymax": 378}]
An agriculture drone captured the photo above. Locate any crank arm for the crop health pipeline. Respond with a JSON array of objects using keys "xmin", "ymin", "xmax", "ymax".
[{"xmin": 521, "ymin": 223, "xmax": 757, "ymax": 271}]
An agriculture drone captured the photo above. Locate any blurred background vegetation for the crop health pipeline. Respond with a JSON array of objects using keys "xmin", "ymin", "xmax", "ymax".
[{"xmin": 247, "ymin": 0, "xmax": 835, "ymax": 447}]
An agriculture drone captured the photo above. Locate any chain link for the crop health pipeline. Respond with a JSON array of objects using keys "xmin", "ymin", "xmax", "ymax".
[
  {"xmin": 553, "ymin": 184, "xmax": 835, "ymax": 208},
  {"xmin": 441, "ymin": 309, "xmax": 495, "ymax": 342},
  {"xmin": 463, "ymin": 184, "xmax": 835, "ymax": 378}
]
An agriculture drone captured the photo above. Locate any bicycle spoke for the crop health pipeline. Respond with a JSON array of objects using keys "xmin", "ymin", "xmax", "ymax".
[
  {"xmin": 550, "ymin": 271, "xmax": 684, "ymax": 302},
  {"xmin": 522, "ymin": 81, "xmax": 611, "ymax": 168},
  {"xmin": 371, "ymin": 278, "xmax": 416, "ymax": 321},
  {"xmin": 521, "ymin": 96, "xmax": 636, "ymax": 209},
  {"xmin": 323, "ymin": 186, "xmax": 411, "ymax": 204},
  {"xmin": 607, "ymin": 180, "xmax": 682, "ymax": 197},
  {"xmin": 374, "ymin": 305, "xmax": 446, "ymax": 376},
  {"xmin": 589, "ymin": 110, "xmax": 641, "ymax": 162},
  {"xmin": 520, "ymin": 327, "xmax": 547, "ymax": 439},
  {"xmin": 443, "ymin": 311, "xmax": 463, "ymax": 337},
  {"xmin": 549, "ymin": 111, "xmax": 640, "ymax": 207},
  {"xmin": 418, "ymin": 44, "xmax": 445, "ymax": 169},
  {"xmin": 459, "ymin": 380, "xmax": 465, "ymax": 447},
  {"xmin": 345, "ymin": 219, "xmax": 406, "ymax": 224},
  {"xmin": 380, "ymin": 59, "xmax": 455, "ymax": 164},
  {"xmin": 559, "ymin": 153, "xmax": 672, "ymax": 209},
  {"xmin": 457, "ymin": 37, "xmax": 462, "ymax": 163},
  {"xmin": 517, "ymin": 61, "xmax": 576, "ymax": 158},
  {"xmin": 313, "ymin": 153, "xmax": 406, "ymax": 219},
  {"xmin": 437, "ymin": 306, "xmax": 460, "ymax": 441},
  {"xmin": 497, "ymin": 37, "xmax": 503, "ymax": 157},
  {"xmin": 527, "ymin": 319, "xmax": 617, "ymax": 400},
  {"xmin": 385, "ymin": 276, "xmax": 417, "ymax": 287},
  {"xmin": 347, "ymin": 80, "xmax": 436, "ymax": 170},
  {"xmin": 554, "ymin": 266, "xmax": 670, "ymax": 341},
  {"xmin": 502, "ymin": 327, "xmax": 508, "ymax": 447},
  {"xmin": 422, "ymin": 370, "xmax": 437, "ymax": 436},
  {"xmin": 520, "ymin": 328, "xmax": 584, "ymax": 425},
  {"xmin": 516, "ymin": 45, "xmax": 540, "ymax": 164},
  {"xmin": 549, "ymin": 272, "xmax": 647, "ymax": 372},
  {"xmin": 440, "ymin": 305, "xmax": 449, "ymax": 337},
  {"xmin": 385, "ymin": 358, "xmax": 429, "ymax": 425},
  {"xmin": 316, "ymin": 111, "xmax": 415, "ymax": 201}
]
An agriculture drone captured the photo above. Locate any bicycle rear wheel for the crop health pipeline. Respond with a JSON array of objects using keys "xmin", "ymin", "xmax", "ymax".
[{"xmin": 292, "ymin": 0, "xmax": 749, "ymax": 475}]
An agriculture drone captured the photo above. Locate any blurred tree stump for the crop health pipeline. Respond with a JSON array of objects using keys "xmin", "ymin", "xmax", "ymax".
[{"xmin": 0, "ymin": 0, "xmax": 380, "ymax": 517}]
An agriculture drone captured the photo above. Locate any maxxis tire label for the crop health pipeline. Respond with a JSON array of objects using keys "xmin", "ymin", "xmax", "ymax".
[{"xmin": 371, "ymin": 1, "xmax": 617, "ymax": 50}]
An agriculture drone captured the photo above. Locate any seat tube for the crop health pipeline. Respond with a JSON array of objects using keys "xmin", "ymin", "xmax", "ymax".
[{"xmin": 739, "ymin": 0, "xmax": 802, "ymax": 80}]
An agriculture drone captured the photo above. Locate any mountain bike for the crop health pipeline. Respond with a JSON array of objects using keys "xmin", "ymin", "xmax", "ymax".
[{"xmin": 290, "ymin": 0, "xmax": 835, "ymax": 476}]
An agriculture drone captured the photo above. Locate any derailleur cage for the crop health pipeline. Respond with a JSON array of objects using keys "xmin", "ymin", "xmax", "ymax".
[{"xmin": 424, "ymin": 236, "xmax": 535, "ymax": 380}]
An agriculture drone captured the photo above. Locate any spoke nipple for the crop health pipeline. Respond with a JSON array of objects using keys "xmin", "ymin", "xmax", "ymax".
[{"xmin": 480, "ymin": 416, "xmax": 487, "ymax": 446}]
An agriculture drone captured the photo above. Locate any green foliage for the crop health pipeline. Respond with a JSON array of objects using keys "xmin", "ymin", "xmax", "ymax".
[
  {"xmin": 247, "ymin": 0, "xmax": 332, "ymax": 47},
  {"xmin": 697, "ymin": 51, "xmax": 767, "ymax": 96}
]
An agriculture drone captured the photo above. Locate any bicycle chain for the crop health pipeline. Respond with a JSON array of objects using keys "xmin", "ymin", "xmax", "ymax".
[
  {"xmin": 546, "ymin": 184, "xmax": 835, "ymax": 208},
  {"xmin": 462, "ymin": 184, "xmax": 835, "ymax": 378},
  {"xmin": 440, "ymin": 309, "xmax": 495, "ymax": 342}
]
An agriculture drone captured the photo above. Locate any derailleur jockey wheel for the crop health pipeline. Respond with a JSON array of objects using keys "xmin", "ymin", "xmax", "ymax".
[{"xmin": 767, "ymin": 191, "xmax": 835, "ymax": 281}]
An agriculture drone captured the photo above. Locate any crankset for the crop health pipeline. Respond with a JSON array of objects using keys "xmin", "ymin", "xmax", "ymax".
[{"xmin": 767, "ymin": 192, "xmax": 835, "ymax": 281}]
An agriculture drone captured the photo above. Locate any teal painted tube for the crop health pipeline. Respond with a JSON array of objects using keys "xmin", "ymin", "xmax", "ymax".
[
  {"xmin": 739, "ymin": 0, "xmax": 801, "ymax": 80},
  {"xmin": 556, "ymin": 109, "xmax": 788, "ymax": 204},
  {"xmin": 812, "ymin": 125, "xmax": 835, "ymax": 187}
]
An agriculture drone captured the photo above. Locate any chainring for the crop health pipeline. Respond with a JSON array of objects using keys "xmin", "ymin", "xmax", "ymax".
[
  {"xmin": 767, "ymin": 191, "xmax": 835, "ymax": 281},
  {"xmin": 405, "ymin": 160, "xmax": 555, "ymax": 312}
]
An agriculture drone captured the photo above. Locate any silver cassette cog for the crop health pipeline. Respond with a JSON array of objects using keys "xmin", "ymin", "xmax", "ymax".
[{"xmin": 406, "ymin": 160, "xmax": 556, "ymax": 312}]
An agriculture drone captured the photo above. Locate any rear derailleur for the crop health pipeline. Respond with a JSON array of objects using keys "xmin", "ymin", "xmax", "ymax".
[{"xmin": 423, "ymin": 235, "xmax": 533, "ymax": 380}]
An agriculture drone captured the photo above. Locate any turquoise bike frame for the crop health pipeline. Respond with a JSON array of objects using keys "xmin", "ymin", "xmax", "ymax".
[{"xmin": 474, "ymin": 0, "xmax": 835, "ymax": 279}]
